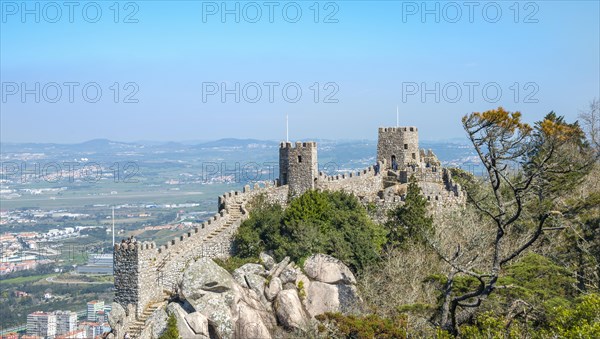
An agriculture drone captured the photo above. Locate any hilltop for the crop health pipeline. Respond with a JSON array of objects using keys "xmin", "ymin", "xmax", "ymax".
[{"xmin": 107, "ymin": 108, "xmax": 600, "ymax": 338}]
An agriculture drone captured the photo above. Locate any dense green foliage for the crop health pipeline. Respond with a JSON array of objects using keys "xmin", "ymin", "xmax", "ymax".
[
  {"xmin": 233, "ymin": 191, "xmax": 386, "ymax": 271},
  {"xmin": 159, "ymin": 314, "xmax": 180, "ymax": 339},
  {"xmin": 497, "ymin": 253, "xmax": 576, "ymax": 304},
  {"xmin": 449, "ymin": 253, "xmax": 578, "ymax": 336},
  {"xmin": 316, "ymin": 312, "xmax": 407, "ymax": 339},
  {"xmin": 553, "ymin": 185, "xmax": 600, "ymax": 292},
  {"xmin": 458, "ymin": 293, "xmax": 600, "ymax": 338},
  {"xmin": 385, "ymin": 175, "xmax": 433, "ymax": 248},
  {"xmin": 542, "ymin": 293, "xmax": 600, "ymax": 338},
  {"xmin": 233, "ymin": 194, "xmax": 285, "ymax": 259}
]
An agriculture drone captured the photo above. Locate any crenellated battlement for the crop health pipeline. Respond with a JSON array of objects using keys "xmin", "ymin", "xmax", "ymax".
[
  {"xmin": 218, "ymin": 180, "xmax": 285, "ymax": 212},
  {"xmin": 317, "ymin": 161, "xmax": 384, "ymax": 182},
  {"xmin": 314, "ymin": 161, "xmax": 385, "ymax": 199},
  {"xmin": 279, "ymin": 141, "xmax": 317, "ymax": 149},
  {"xmin": 379, "ymin": 126, "xmax": 418, "ymax": 133},
  {"xmin": 114, "ymin": 241, "xmax": 157, "ymax": 252}
]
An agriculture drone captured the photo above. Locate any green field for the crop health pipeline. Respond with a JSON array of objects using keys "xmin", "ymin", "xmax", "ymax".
[
  {"xmin": 0, "ymin": 186, "xmax": 221, "ymax": 210},
  {"xmin": 0, "ymin": 274, "xmax": 55, "ymax": 285}
]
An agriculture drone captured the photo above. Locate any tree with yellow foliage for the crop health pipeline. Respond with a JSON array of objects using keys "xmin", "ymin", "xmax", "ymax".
[{"xmin": 435, "ymin": 108, "xmax": 593, "ymax": 335}]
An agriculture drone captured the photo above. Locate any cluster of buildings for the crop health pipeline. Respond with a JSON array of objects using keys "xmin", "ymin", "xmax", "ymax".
[
  {"xmin": 26, "ymin": 311, "xmax": 78, "ymax": 339},
  {"xmin": 0, "ymin": 259, "xmax": 53, "ymax": 276},
  {"xmin": 0, "ymin": 232, "xmax": 47, "ymax": 275},
  {"xmin": 1, "ymin": 228, "xmax": 80, "ymax": 253},
  {"xmin": 0, "ymin": 228, "xmax": 84, "ymax": 275},
  {"xmin": 3, "ymin": 300, "xmax": 111, "ymax": 339},
  {"xmin": 0, "ymin": 232, "xmax": 37, "ymax": 251},
  {"xmin": 0, "ymin": 210, "xmax": 90, "ymax": 226},
  {"xmin": 36, "ymin": 228, "xmax": 81, "ymax": 243}
]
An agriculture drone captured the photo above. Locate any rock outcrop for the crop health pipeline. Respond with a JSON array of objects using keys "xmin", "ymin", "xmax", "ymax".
[
  {"xmin": 274, "ymin": 289, "xmax": 308, "ymax": 330},
  {"xmin": 111, "ymin": 253, "xmax": 359, "ymax": 338},
  {"xmin": 167, "ymin": 302, "xmax": 206, "ymax": 339},
  {"xmin": 303, "ymin": 253, "xmax": 357, "ymax": 284}
]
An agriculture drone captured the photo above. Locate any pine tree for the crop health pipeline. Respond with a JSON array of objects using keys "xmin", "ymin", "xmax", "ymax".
[{"xmin": 385, "ymin": 175, "xmax": 433, "ymax": 248}]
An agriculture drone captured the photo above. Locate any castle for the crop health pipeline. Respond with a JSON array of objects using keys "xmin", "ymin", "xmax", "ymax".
[
  {"xmin": 111, "ymin": 125, "xmax": 464, "ymax": 338},
  {"xmin": 275, "ymin": 126, "xmax": 462, "ymax": 202}
]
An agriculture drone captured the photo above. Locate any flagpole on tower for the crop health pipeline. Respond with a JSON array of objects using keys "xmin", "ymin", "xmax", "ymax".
[
  {"xmin": 396, "ymin": 106, "xmax": 399, "ymax": 127},
  {"xmin": 286, "ymin": 114, "xmax": 289, "ymax": 142},
  {"xmin": 112, "ymin": 206, "xmax": 115, "ymax": 246}
]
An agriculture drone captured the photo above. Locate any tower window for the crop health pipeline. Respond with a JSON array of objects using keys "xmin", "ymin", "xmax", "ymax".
[
  {"xmin": 404, "ymin": 144, "xmax": 408, "ymax": 150},
  {"xmin": 298, "ymin": 155, "xmax": 302, "ymax": 163},
  {"xmin": 412, "ymin": 153, "xmax": 416, "ymax": 159}
]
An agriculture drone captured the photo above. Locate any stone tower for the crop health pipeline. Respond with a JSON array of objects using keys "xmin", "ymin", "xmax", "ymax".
[
  {"xmin": 377, "ymin": 127, "xmax": 420, "ymax": 170},
  {"xmin": 279, "ymin": 141, "xmax": 318, "ymax": 197}
]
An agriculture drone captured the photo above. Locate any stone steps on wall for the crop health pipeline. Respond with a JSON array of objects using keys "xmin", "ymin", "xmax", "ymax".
[
  {"xmin": 204, "ymin": 203, "xmax": 244, "ymax": 240},
  {"xmin": 123, "ymin": 202, "xmax": 246, "ymax": 335},
  {"xmin": 126, "ymin": 301, "xmax": 166, "ymax": 339}
]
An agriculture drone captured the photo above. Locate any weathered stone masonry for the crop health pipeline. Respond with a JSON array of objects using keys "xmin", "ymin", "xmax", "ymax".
[
  {"xmin": 377, "ymin": 127, "xmax": 420, "ymax": 168},
  {"xmin": 279, "ymin": 141, "xmax": 318, "ymax": 197},
  {"xmin": 113, "ymin": 181, "xmax": 289, "ymax": 318}
]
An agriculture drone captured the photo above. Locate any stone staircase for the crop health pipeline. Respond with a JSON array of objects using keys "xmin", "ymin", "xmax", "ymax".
[
  {"xmin": 206, "ymin": 202, "xmax": 244, "ymax": 240},
  {"xmin": 383, "ymin": 170, "xmax": 402, "ymax": 188},
  {"xmin": 125, "ymin": 204, "xmax": 246, "ymax": 337},
  {"xmin": 126, "ymin": 301, "xmax": 166, "ymax": 339}
]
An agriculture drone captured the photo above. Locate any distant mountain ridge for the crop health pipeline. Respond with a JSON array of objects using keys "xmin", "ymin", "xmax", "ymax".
[
  {"xmin": 194, "ymin": 138, "xmax": 279, "ymax": 148},
  {"xmin": 1, "ymin": 137, "xmax": 470, "ymax": 154}
]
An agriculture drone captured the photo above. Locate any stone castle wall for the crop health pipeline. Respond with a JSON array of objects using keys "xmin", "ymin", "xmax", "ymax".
[
  {"xmin": 414, "ymin": 167, "xmax": 465, "ymax": 208},
  {"xmin": 113, "ymin": 181, "xmax": 289, "ymax": 319},
  {"xmin": 316, "ymin": 162, "xmax": 384, "ymax": 199},
  {"xmin": 218, "ymin": 180, "xmax": 289, "ymax": 212},
  {"xmin": 113, "ymin": 163, "xmax": 386, "ymax": 320}
]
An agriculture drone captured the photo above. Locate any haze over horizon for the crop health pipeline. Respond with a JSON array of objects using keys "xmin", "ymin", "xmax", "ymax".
[{"xmin": 0, "ymin": 135, "xmax": 473, "ymax": 146}]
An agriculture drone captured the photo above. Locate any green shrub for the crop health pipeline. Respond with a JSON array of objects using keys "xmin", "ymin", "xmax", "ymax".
[
  {"xmin": 456, "ymin": 255, "xmax": 592, "ymax": 338},
  {"xmin": 159, "ymin": 314, "xmax": 180, "ymax": 339},
  {"xmin": 541, "ymin": 293, "xmax": 600, "ymax": 338},
  {"xmin": 233, "ymin": 190, "xmax": 386, "ymax": 271},
  {"xmin": 459, "ymin": 311, "xmax": 526, "ymax": 339},
  {"xmin": 316, "ymin": 312, "xmax": 407, "ymax": 338},
  {"xmin": 297, "ymin": 280, "xmax": 306, "ymax": 300}
]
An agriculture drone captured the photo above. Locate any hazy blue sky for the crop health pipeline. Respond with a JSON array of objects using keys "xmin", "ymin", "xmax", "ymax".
[{"xmin": 1, "ymin": 0, "xmax": 599, "ymax": 143}]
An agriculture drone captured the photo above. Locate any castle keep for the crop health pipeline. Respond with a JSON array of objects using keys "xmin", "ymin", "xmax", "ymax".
[
  {"xmin": 377, "ymin": 126, "xmax": 421, "ymax": 169},
  {"xmin": 112, "ymin": 125, "xmax": 465, "ymax": 338}
]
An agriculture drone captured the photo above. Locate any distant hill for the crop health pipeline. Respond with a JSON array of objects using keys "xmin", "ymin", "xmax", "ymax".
[
  {"xmin": 0, "ymin": 139, "xmax": 140, "ymax": 153},
  {"xmin": 0, "ymin": 138, "xmax": 474, "ymax": 165},
  {"xmin": 194, "ymin": 138, "xmax": 279, "ymax": 149}
]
